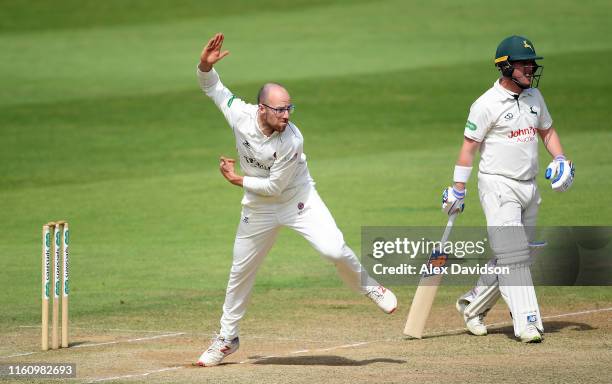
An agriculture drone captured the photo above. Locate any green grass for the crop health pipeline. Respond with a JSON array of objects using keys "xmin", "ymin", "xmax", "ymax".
[{"xmin": 1, "ymin": 0, "xmax": 611, "ymax": 334}]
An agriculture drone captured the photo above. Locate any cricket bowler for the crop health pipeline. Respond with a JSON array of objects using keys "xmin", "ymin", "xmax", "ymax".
[
  {"xmin": 441, "ymin": 35, "xmax": 575, "ymax": 342},
  {"xmin": 195, "ymin": 33, "xmax": 397, "ymax": 366}
]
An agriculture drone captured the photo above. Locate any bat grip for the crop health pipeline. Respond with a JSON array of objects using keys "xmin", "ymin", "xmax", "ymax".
[{"xmin": 440, "ymin": 213, "xmax": 458, "ymax": 244}]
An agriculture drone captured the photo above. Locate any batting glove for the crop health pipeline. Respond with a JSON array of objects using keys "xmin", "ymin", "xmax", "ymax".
[
  {"xmin": 545, "ymin": 155, "xmax": 575, "ymax": 192},
  {"xmin": 442, "ymin": 186, "xmax": 465, "ymax": 215}
]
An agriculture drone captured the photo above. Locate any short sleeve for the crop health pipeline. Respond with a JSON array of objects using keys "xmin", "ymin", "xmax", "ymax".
[
  {"xmin": 535, "ymin": 89, "xmax": 553, "ymax": 129},
  {"xmin": 463, "ymin": 100, "xmax": 492, "ymax": 142}
]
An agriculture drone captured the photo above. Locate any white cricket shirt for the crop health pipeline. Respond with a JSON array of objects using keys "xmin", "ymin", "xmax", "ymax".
[
  {"xmin": 198, "ymin": 68, "xmax": 313, "ymax": 205},
  {"xmin": 464, "ymin": 80, "xmax": 553, "ymax": 180}
]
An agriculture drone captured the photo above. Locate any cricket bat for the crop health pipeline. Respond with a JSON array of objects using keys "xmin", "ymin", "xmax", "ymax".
[{"xmin": 403, "ymin": 213, "xmax": 457, "ymax": 338}]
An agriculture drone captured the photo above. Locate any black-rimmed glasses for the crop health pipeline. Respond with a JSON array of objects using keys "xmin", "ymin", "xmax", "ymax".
[{"xmin": 262, "ymin": 103, "xmax": 295, "ymax": 115}]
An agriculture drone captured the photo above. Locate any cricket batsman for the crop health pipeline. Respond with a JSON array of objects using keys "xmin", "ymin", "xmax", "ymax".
[
  {"xmin": 195, "ymin": 33, "xmax": 397, "ymax": 366},
  {"xmin": 442, "ymin": 35, "xmax": 575, "ymax": 342}
]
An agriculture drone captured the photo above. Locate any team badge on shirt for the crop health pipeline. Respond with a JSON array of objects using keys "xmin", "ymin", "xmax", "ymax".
[{"xmin": 297, "ymin": 202, "xmax": 306, "ymax": 215}]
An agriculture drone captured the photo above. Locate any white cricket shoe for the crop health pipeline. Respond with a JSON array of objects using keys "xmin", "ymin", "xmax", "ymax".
[
  {"xmin": 365, "ymin": 286, "xmax": 397, "ymax": 314},
  {"xmin": 519, "ymin": 324, "xmax": 543, "ymax": 343},
  {"xmin": 456, "ymin": 299, "xmax": 487, "ymax": 336},
  {"xmin": 197, "ymin": 336, "xmax": 240, "ymax": 367}
]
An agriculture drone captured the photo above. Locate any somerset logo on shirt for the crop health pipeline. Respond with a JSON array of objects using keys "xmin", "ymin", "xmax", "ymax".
[{"xmin": 508, "ymin": 126, "xmax": 537, "ymax": 142}]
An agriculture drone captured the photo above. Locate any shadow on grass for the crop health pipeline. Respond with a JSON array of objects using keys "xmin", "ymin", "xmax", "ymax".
[
  {"xmin": 67, "ymin": 341, "xmax": 94, "ymax": 347},
  {"xmin": 491, "ymin": 320, "xmax": 596, "ymax": 340},
  {"xmin": 249, "ymin": 355, "xmax": 406, "ymax": 366},
  {"xmin": 409, "ymin": 320, "xmax": 597, "ymax": 340}
]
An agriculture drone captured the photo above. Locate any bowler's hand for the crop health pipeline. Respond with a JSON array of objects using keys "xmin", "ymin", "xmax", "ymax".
[
  {"xmin": 219, "ymin": 156, "xmax": 243, "ymax": 187},
  {"xmin": 199, "ymin": 33, "xmax": 230, "ymax": 72}
]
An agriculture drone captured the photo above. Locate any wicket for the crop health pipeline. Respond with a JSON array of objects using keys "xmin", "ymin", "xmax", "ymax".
[{"xmin": 41, "ymin": 221, "xmax": 70, "ymax": 351}]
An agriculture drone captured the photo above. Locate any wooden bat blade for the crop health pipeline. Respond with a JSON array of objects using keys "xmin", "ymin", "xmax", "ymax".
[
  {"xmin": 403, "ymin": 213, "xmax": 457, "ymax": 339},
  {"xmin": 403, "ymin": 275, "xmax": 442, "ymax": 338}
]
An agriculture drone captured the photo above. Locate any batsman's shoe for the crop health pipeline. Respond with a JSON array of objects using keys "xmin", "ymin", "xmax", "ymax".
[
  {"xmin": 519, "ymin": 325, "xmax": 543, "ymax": 343},
  {"xmin": 197, "ymin": 336, "xmax": 240, "ymax": 367},
  {"xmin": 365, "ymin": 286, "xmax": 397, "ymax": 314},
  {"xmin": 456, "ymin": 299, "xmax": 487, "ymax": 336}
]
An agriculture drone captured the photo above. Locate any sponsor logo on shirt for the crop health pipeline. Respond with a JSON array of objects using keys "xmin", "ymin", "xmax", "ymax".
[
  {"xmin": 508, "ymin": 126, "xmax": 537, "ymax": 142},
  {"xmin": 243, "ymin": 156, "xmax": 272, "ymax": 171},
  {"xmin": 465, "ymin": 120, "xmax": 477, "ymax": 131}
]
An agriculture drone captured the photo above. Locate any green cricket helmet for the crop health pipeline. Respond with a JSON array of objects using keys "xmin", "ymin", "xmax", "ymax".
[{"xmin": 494, "ymin": 35, "xmax": 544, "ymax": 88}]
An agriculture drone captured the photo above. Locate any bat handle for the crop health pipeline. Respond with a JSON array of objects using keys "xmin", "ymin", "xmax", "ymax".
[{"xmin": 440, "ymin": 213, "xmax": 458, "ymax": 244}]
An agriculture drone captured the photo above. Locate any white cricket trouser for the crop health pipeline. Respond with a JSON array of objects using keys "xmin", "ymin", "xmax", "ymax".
[
  {"xmin": 219, "ymin": 184, "xmax": 379, "ymax": 339},
  {"xmin": 462, "ymin": 172, "xmax": 544, "ymax": 336}
]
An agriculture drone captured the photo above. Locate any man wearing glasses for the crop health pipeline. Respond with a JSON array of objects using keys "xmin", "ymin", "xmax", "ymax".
[{"xmin": 195, "ymin": 33, "xmax": 397, "ymax": 367}]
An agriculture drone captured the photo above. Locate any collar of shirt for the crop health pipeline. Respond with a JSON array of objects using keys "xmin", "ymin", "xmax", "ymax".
[
  {"xmin": 492, "ymin": 79, "xmax": 535, "ymax": 100},
  {"xmin": 493, "ymin": 79, "xmax": 518, "ymax": 100}
]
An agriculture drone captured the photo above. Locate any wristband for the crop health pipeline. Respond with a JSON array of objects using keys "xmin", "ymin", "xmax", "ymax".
[
  {"xmin": 453, "ymin": 165, "xmax": 473, "ymax": 183},
  {"xmin": 554, "ymin": 155, "xmax": 566, "ymax": 161}
]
